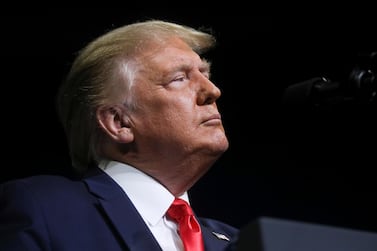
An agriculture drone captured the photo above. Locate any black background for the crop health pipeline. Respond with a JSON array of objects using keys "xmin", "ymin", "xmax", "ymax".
[{"xmin": 2, "ymin": 8, "xmax": 377, "ymax": 233}]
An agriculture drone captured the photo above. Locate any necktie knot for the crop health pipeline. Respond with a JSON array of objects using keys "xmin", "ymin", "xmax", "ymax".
[
  {"xmin": 167, "ymin": 198, "xmax": 204, "ymax": 251},
  {"xmin": 167, "ymin": 198, "xmax": 194, "ymax": 220}
]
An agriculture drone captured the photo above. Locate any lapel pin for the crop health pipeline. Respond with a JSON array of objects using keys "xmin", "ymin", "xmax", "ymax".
[{"xmin": 211, "ymin": 231, "xmax": 230, "ymax": 241}]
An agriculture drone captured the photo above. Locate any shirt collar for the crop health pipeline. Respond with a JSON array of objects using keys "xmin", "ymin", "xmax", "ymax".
[{"xmin": 98, "ymin": 160, "xmax": 189, "ymax": 226}]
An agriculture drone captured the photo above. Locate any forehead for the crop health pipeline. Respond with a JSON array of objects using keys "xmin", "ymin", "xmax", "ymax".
[{"xmin": 137, "ymin": 37, "xmax": 206, "ymax": 69}]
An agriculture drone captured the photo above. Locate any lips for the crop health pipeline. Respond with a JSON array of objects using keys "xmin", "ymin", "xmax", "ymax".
[{"xmin": 202, "ymin": 114, "xmax": 222, "ymax": 125}]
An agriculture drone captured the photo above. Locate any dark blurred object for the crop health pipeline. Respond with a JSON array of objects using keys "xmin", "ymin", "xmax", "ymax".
[
  {"xmin": 235, "ymin": 217, "xmax": 377, "ymax": 251},
  {"xmin": 347, "ymin": 51, "xmax": 377, "ymax": 104},
  {"xmin": 282, "ymin": 51, "xmax": 376, "ymax": 108}
]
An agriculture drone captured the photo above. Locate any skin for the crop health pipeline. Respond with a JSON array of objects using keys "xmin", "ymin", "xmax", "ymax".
[{"xmin": 97, "ymin": 36, "xmax": 229, "ymax": 196}]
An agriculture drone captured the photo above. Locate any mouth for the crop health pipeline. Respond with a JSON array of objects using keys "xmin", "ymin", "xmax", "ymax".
[{"xmin": 202, "ymin": 114, "xmax": 222, "ymax": 126}]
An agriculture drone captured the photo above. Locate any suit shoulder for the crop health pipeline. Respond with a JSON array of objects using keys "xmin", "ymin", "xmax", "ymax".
[
  {"xmin": 1, "ymin": 174, "xmax": 86, "ymax": 201},
  {"xmin": 2, "ymin": 174, "xmax": 80, "ymax": 187}
]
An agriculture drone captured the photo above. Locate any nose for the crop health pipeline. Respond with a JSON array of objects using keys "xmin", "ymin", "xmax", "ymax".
[{"xmin": 196, "ymin": 75, "xmax": 222, "ymax": 105}]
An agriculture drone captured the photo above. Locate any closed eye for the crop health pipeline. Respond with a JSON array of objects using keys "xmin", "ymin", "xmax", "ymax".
[{"xmin": 172, "ymin": 75, "xmax": 187, "ymax": 82}]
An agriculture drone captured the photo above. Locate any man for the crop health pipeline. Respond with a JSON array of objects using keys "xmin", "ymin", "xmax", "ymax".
[{"xmin": 0, "ymin": 19, "xmax": 239, "ymax": 250}]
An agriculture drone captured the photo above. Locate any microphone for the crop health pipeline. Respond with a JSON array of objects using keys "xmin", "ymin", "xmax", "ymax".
[
  {"xmin": 282, "ymin": 77, "xmax": 344, "ymax": 107},
  {"xmin": 282, "ymin": 51, "xmax": 376, "ymax": 108}
]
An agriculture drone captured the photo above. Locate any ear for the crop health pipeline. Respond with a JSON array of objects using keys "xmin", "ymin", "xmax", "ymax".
[{"xmin": 96, "ymin": 106, "xmax": 134, "ymax": 143}]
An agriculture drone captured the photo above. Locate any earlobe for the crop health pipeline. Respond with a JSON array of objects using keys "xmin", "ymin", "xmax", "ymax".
[
  {"xmin": 96, "ymin": 106, "xmax": 134, "ymax": 143},
  {"xmin": 117, "ymin": 127, "xmax": 134, "ymax": 143}
]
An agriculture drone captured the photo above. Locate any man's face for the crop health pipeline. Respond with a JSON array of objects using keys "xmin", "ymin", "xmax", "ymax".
[{"xmin": 126, "ymin": 37, "xmax": 229, "ymax": 162}]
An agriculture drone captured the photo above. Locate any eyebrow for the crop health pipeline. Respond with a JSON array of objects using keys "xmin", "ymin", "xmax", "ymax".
[
  {"xmin": 169, "ymin": 58, "xmax": 211, "ymax": 75},
  {"xmin": 200, "ymin": 59, "xmax": 211, "ymax": 73},
  {"xmin": 148, "ymin": 57, "xmax": 212, "ymax": 84}
]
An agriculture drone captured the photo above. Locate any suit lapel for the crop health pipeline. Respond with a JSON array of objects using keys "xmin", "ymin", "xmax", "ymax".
[
  {"xmin": 83, "ymin": 168, "xmax": 162, "ymax": 251},
  {"xmin": 201, "ymin": 225, "xmax": 232, "ymax": 251}
]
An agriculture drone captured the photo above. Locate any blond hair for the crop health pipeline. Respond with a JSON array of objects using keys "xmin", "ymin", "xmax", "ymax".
[{"xmin": 56, "ymin": 19, "xmax": 216, "ymax": 173}]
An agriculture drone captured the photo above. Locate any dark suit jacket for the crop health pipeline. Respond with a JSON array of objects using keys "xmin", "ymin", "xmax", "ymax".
[{"xmin": 0, "ymin": 167, "xmax": 239, "ymax": 251}]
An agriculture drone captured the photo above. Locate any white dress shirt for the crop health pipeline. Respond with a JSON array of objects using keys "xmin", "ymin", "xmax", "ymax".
[{"xmin": 99, "ymin": 159, "xmax": 188, "ymax": 251}]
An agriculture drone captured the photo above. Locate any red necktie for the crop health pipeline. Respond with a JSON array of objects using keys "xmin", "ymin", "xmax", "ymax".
[{"xmin": 167, "ymin": 198, "xmax": 205, "ymax": 251}]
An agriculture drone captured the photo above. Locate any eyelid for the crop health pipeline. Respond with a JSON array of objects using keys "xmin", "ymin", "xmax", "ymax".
[
  {"xmin": 171, "ymin": 73, "xmax": 187, "ymax": 82},
  {"xmin": 174, "ymin": 76, "xmax": 186, "ymax": 81}
]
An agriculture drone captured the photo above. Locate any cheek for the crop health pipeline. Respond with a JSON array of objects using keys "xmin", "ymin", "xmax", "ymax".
[
  {"xmin": 134, "ymin": 104, "xmax": 188, "ymax": 130},
  {"xmin": 153, "ymin": 103, "xmax": 196, "ymax": 135},
  {"xmin": 154, "ymin": 94, "xmax": 195, "ymax": 117},
  {"xmin": 167, "ymin": 99, "xmax": 196, "ymax": 124},
  {"xmin": 134, "ymin": 91, "xmax": 196, "ymax": 129},
  {"xmin": 160, "ymin": 108, "xmax": 191, "ymax": 127}
]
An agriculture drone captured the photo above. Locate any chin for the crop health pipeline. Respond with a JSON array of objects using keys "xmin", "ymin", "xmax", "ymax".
[
  {"xmin": 209, "ymin": 136, "xmax": 229, "ymax": 154},
  {"xmin": 218, "ymin": 141, "xmax": 230, "ymax": 153}
]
